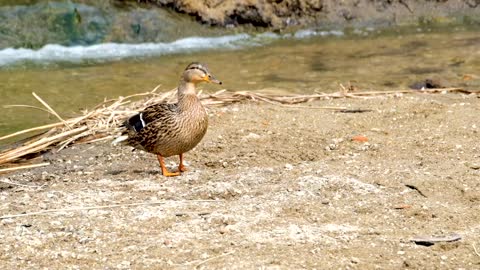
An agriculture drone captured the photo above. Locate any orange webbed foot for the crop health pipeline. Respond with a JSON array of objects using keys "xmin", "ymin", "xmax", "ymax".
[
  {"xmin": 178, "ymin": 164, "xmax": 187, "ymax": 172},
  {"xmin": 157, "ymin": 155, "xmax": 181, "ymax": 177},
  {"xmin": 163, "ymin": 170, "xmax": 181, "ymax": 177}
]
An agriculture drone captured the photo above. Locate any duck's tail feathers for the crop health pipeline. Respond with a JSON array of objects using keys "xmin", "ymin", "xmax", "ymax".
[
  {"xmin": 112, "ymin": 135, "xmax": 129, "ymax": 145},
  {"xmin": 112, "ymin": 113, "xmax": 143, "ymax": 145}
]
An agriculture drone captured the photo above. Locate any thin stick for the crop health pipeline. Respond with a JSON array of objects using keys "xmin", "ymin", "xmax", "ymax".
[
  {"xmin": 0, "ymin": 200, "xmax": 221, "ymax": 219},
  {"xmin": 150, "ymin": 84, "xmax": 162, "ymax": 93},
  {"xmin": 32, "ymin": 92, "xmax": 71, "ymax": 130},
  {"xmin": 68, "ymin": 110, "xmax": 98, "ymax": 127},
  {"xmin": 268, "ymin": 103, "xmax": 349, "ymax": 110},
  {"xmin": 57, "ymin": 130, "xmax": 92, "ymax": 151},
  {"xmin": 0, "ymin": 120, "xmax": 74, "ymax": 142},
  {"xmin": 0, "ymin": 162, "xmax": 50, "ymax": 173},
  {"xmin": 0, "ymin": 142, "xmax": 56, "ymax": 164},
  {"xmin": 0, "ymin": 126, "xmax": 88, "ymax": 164},
  {"xmin": 3, "ymin": 104, "xmax": 51, "ymax": 114},
  {"xmin": 341, "ymin": 88, "xmax": 467, "ymax": 96},
  {"xmin": 0, "ymin": 179, "xmax": 44, "ymax": 188},
  {"xmin": 91, "ymin": 85, "xmax": 164, "ymax": 110},
  {"xmin": 474, "ymin": 243, "xmax": 480, "ymax": 258},
  {"xmin": 194, "ymin": 251, "xmax": 235, "ymax": 269}
]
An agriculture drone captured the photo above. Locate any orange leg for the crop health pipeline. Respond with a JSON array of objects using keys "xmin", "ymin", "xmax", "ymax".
[
  {"xmin": 157, "ymin": 155, "xmax": 180, "ymax": 177},
  {"xmin": 178, "ymin": 153, "xmax": 187, "ymax": 172}
]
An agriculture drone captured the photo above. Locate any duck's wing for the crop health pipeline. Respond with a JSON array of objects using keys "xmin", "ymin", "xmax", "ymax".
[
  {"xmin": 122, "ymin": 103, "xmax": 178, "ymax": 152},
  {"xmin": 124, "ymin": 103, "xmax": 177, "ymax": 132}
]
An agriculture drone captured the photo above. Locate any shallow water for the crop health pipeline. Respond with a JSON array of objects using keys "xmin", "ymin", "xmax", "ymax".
[
  {"xmin": 0, "ymin": 1, "xmax": 232, "ymax": 49},
  {"xmin": 1, "ymin": 28, "xmax": 479, "ymax": 138}
]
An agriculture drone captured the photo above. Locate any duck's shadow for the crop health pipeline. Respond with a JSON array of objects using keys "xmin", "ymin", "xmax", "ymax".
[
  {"xmin": 105, "ymin": 169, "xmax": 161, "ymax": 176},
  {"xmin": 133, "ymin": 169, "xmax": 162, "ymax": 175}
]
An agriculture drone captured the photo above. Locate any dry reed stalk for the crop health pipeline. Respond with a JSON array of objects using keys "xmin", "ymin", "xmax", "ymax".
[
  {"xmin": 5, "ymin": 128, "xmax": 57, "ymax": 149},
  {"xmin": 3, "ymin": 104, "xmax": 52, "ymax": 114},
  {"xmin": 0, "ymin": 126, "xmax": 88, "ymax": 165},
  {"xmin": 57, "ymin": 130, "xmax": 93, "ymax": 151},
  {"xmin": 193, "ymin": 251, "xmax": 236, "ymax": 269},
  {"xmin": 0, "ymin": 162, "xmax": 50, "ymax": 173},
  {"xmin": 0, "ymin": 119, "xmax": 78, "ymax": 142},
  {"xmin": 32, "ymin": 92, "xmax": 72, "ymax": 130}
]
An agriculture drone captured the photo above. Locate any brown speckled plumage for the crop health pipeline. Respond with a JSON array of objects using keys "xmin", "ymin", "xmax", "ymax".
[{"xmin": 119, "ymin": 62, "xmax": 221, "ymax": 176}]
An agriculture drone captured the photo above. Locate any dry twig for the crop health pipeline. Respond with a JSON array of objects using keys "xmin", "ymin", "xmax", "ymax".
[
  {"xmin": 194, "ymin": 251, "xmax": 236, "ymax": 269},
  {"xmin": 0, "ymin": 162, "xmax": 50, "ymax": 173},
  {"xmin": 0, "ymin": 179, "xmax": 44, "ymax": 189},
  {"xmin": 32, "ymin": 92, "xmax": 71, "ymax": 130},
  {"xmin": 473, "ymin": 243, "xmax": 480, "ymax": 258}
]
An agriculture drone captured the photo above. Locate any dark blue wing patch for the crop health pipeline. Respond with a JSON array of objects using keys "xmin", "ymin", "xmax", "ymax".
[{"xmin": 127, "ymin": 113, "xmax": 146, "ymax": 132}]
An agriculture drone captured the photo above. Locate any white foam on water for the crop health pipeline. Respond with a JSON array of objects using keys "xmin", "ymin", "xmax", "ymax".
[
  {"xmin": 0, "ymin": 29, "xmax": 344, "ymax": 67},
  {"xmin": 293, "ymin": 29, "xmax": 344, "ymax": 39},
  {"xmin": 0, "ymin": 34, "xmax": 251, "ymax": 66}
]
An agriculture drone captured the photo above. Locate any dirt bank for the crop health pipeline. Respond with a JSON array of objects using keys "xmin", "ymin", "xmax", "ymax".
[
  {"xmin": 147, "ymin": 0, "xmax": 480, "ymax": 28},
  {"xmin": 1, "ymin": 92, "xmax": 479, "ymax": 268}
]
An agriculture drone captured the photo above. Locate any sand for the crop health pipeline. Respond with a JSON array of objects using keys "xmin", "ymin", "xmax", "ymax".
[{"xmin": 1, "ymin": 92, "xmax": 479, "ymax": 269}]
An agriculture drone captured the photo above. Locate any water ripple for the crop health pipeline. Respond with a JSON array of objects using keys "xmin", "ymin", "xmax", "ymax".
[{"xmin": 0, "ymin": 30, "xmax": 343, "ymax": 67}]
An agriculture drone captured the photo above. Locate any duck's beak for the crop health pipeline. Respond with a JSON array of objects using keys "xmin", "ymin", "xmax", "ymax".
[{"xmin": 205, "ymin": 74, "xmax": 222, "ymax": 85}]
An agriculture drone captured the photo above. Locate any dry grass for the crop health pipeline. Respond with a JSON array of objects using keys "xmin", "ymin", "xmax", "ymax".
[{"xmin": 0, "ymin": 86, "xmax": 477, "ymax": 172}]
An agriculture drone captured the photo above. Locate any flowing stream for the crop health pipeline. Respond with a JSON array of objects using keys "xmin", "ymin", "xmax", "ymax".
[{"xmin": 0, "ymin": 1, "xmax": 479, "ymax": 138}]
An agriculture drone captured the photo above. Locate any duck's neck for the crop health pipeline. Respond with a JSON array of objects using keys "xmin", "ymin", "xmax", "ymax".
[{"xmin": 177, "ymin": 81, "xmax": 201, "ymax": 111}]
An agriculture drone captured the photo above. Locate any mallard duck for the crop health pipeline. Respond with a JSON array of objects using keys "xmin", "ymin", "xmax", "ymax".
[{"xmin": 115, "ymin": 62, "xmax": 222, "ymax": 176}]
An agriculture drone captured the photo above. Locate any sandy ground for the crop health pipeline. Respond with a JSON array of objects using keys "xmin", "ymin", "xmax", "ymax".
[{"xmin": 1, "ymin": 92, "xmax": 479, "ymax": 269}]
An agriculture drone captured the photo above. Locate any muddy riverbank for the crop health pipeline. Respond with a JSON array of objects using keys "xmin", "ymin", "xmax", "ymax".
[{"xmin": 146, "ymin": 0, "xmax": 480, "ymax": 28}]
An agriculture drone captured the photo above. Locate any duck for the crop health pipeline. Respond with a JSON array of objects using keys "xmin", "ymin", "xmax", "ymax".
[{"xmin": 114, "ymin": 62, "xmax": 222, "ymax": 177}]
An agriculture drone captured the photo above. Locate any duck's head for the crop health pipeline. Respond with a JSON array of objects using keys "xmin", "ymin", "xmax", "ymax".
[{"xmin": 182, "ymin": 62, "xmax": 222, "ymax": 85}]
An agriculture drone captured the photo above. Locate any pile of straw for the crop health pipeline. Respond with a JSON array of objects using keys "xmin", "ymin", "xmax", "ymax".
[{"xmin": 0, "ymin": 86, "xmax": 477, "ymax": 173}]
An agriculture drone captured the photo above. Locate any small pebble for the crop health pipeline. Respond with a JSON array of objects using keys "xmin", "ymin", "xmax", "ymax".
[
  {"xmin": 244, "ymin": 133, "xmax": 261, "ymax": 140},
  {"xmin": 1, "ymin": 218, "xmax": 14, "ymax": 225},
  {"xmin": 327, "ymin": 144, "xmax": 337, "ymax": 150},
  {"xmin": 79, "ymin": 237, "xmax": 90, "ymax": 244}
]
